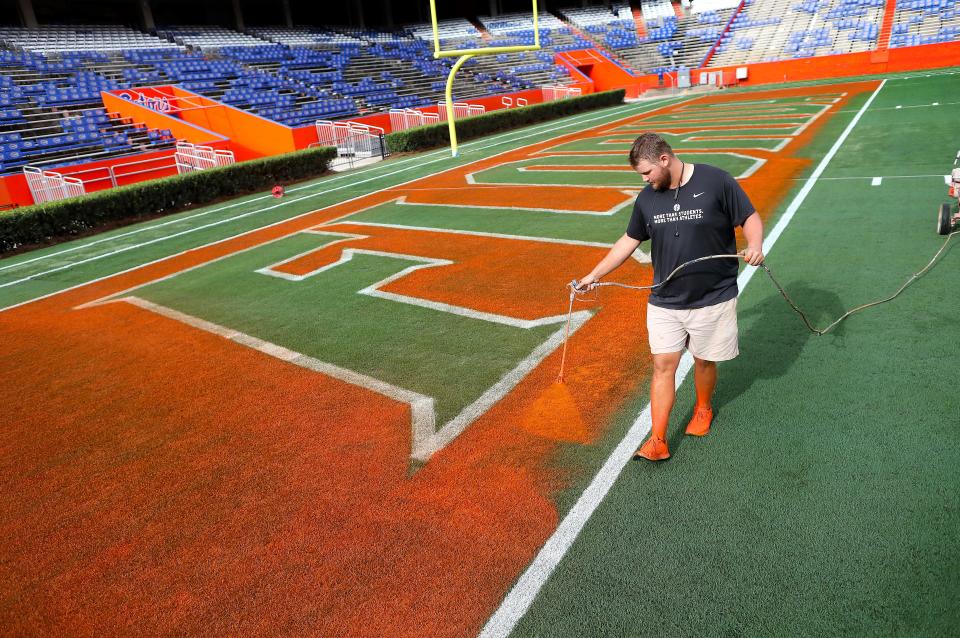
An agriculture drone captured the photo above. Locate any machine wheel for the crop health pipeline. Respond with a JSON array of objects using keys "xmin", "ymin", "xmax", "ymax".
[{"xmin": 938, "ymin": 202, "xmax": 954, "ymax": 235}]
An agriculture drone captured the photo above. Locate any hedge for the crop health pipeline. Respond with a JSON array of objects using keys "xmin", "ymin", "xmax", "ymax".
[
  {"xmin": 385, "ymin": 89, "xmax": 626, "ymax": 153},
  {"xmin": 0, "ymin": 145, "xmax": 337, "ymax": 254}
]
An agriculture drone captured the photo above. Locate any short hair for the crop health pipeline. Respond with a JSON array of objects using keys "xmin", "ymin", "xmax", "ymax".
[{"xmin": 628, "ymin": 132, "xmax": 673, "ymax": 167}]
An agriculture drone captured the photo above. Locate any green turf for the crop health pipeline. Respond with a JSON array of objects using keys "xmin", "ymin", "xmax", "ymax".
[
  {"xmin": 130, "ymin": 232, "xmax": 559, "ymax": 427},
  {"xmin": 507, "ymin": 74, "xmax": 960, "ymax": 637}
]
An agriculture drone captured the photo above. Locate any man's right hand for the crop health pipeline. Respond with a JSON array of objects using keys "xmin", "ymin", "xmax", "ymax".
[{"xmin": 574, "ymin": 274, "xmax": 599, "ymax": 292}]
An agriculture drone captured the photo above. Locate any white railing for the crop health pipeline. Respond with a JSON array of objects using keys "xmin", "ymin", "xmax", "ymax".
[
  {"xmin": 500, "ymin": 96, "xmax": 530, "ymax": 108},
  {"xmin": 388, "ymin": 108, "xmax": 440, "ymax": 132},
  {"xmin": 174, "ymin": 142, "xmax": 235, "ymax": 174},
  {"xmin": 437, "ymin": 102, "xmax": 486, "ymax": 121},
  {"xmin": 542, "ymin": 85, "xmax": 582, "ymax": 101},
  {"xmin": 23, "ymin": 166, "xmax": 86, "ymax": 204},
  {"xmin": 315, "ymin": 121, "xmax": 386, "ymax": 159}
]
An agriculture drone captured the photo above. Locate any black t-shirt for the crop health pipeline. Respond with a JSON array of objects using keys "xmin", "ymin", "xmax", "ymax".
[{"xmin": 626, "ymin": 163, "xmax": 755, "ymax": 309}]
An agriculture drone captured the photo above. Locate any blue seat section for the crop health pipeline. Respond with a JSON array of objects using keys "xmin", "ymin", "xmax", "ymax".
[
  {"xmin": 0, "ymin": 108, "xmax": 176, "ymax": 174},
  {"xmin": 713, "ymin": 0, "xmax": 892, "ymax": 64},
  {"xmin": 889, "ymin": 0, "xmax": 960, "ymax": 47},
  {"xmin": 0, "ymin": 24, "xmax": 586, "ymax": 174}
]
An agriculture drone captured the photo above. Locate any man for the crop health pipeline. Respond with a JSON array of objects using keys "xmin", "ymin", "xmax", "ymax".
[{"xmin": 575, "ymin": 133, "xmax": 764, "ymax": 461}]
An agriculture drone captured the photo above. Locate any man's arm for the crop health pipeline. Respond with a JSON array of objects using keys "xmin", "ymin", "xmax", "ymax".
[
  {"xmin": 575, "ymin": 233, "xmax": 643, "ymax": 290},
  {"xmin": 740, "ymin": 211, "xmax": 764, "ymax": 266}
]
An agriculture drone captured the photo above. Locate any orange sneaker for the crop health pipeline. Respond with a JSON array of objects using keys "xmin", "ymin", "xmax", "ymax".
[
  {"xmin": 635, "ymin": 437, "xmax": 670, "ymax": 461},
  {"xmin": 685, "ymin": 405, "xmax": 713, "ymax": 437}
]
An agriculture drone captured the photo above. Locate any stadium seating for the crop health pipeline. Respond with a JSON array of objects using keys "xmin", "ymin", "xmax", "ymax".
[
  {"xmin": 889, "ymin": 0, "xmax": 960, "ymax": 48},
  {"xmin": 6, "ymin": 1, "xmax": 960, "ymax": 178},
  {"xmin": 711, "ymin": 0, "xmax": 885, "ymax": 66},
  {"xmin": 0, "ymin": 25, "xmax": 180, "ymax": 53}
]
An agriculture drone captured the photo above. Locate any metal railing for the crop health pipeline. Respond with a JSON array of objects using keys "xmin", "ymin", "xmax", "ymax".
[
  {"xmin": 388, "ymin": 108, "xmax": 440, "ymax": 132},
  {"xmin": 57, "ymin": 153, "xmax": 179, "ymax": 189},
  {"xmin": 315, "ymin": 120, "xmax": 387, "ymax": 160},
  {"xmin": 174, "ymin": 142, "xmax": 236, "ymax": 174},
  {"xmin": 23, "ymin": 166, "xmax": 86, "ymax": 203},
  {"xmin": 437, "ymin": 101, "xmax": 486, "ymax": 121},
  {"xmin": 542, "ymin": 85, "xmax": 583, "ymax": 100}
]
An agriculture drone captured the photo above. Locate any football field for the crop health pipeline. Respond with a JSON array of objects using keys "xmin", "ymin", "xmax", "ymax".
[{"xmin": 1, "ymin": 72, "xmax": 958, "ymax": 636}]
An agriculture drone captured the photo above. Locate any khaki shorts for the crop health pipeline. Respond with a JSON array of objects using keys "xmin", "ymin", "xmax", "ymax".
[{"xmin": 646, "ymin": 297, "xmax": 739, "ymax": 361}]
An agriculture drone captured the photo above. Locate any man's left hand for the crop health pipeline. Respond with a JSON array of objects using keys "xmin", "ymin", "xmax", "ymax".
[{"xmin": 740, "ymin": 246, "xmax": 764, "ymax": 266}]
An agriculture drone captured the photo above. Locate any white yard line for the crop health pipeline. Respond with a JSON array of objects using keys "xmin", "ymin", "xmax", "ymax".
[{"xmin": 477, "ymin": 78, "xmax": 888, "ymax": 638}]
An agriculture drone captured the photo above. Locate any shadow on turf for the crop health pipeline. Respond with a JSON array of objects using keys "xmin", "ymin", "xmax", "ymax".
[{"xmin": 665, "ymin": 281, "xmax": 847, "ymax": 457}]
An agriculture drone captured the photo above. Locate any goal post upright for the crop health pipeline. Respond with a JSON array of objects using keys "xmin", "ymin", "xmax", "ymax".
[{"xmin": 428, "ymin": 0, "xmax": 541, "ymax": 156}]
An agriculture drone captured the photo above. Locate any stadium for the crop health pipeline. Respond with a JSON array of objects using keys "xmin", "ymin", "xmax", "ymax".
[{"xmin": 1, "ymin": 0, "xmax": 959, "ymax": 635}]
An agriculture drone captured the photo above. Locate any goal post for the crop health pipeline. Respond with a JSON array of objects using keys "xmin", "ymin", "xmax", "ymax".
[{"xmin": 428, "ymin": 0, "xmax": 541, "ymax": 156}]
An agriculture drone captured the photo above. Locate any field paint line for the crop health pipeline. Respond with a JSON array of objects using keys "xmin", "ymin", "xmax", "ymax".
[
  {"xmin": 793, "ymin": 173, "xmax": 950, "ymax": 182},
  {"xmin": 791, "ymin": 103, "xmax": 834, "ymax": 138},
  {"xmin": 431, "ymin": 316, "xmax": 590, "ymax": 457},
  {"xmin": 389, "ymin": 193, "xmax": 637, "ymax": 216},
  {"xmin": 0, "ymin": 97, "xmax": 685, "ymax": 278},
  {"xmin": 2, "ymin": 100, "xmax": 690, "ymax": 313},
  {"xmin": 872, "ymin": 177, "xmax": 883, "ymax": 186},
  {"xmin": 108, "ymin": 295, "xmax": 438, "ymax": 462},
  {"xmin": 836, "ymin": 99, "xmax": 960, "ymax": 114},
  {"xmin": 101, "ymin": 294, "xmax": 590, "ymax": 464},
  {"xmin": 260, "ymin": 246, "xmax": 573, "ymax": 328},
  {"xmin": 330, "ymin": 221, "xmax": 653, "ymax": 263},
  {"xmin": 253, "ymin": 231, "xmax": 368, "ymax": 280},
  {"xmin": 682, "ymin": 135, "xmax": 792, "ymax": 152},
  {"xmin": 468, "ymin": 152, "xmax": 765, "ymax": 186},
  {"xmin": 477, "ymin": 78, "xmax": 887, "ymax": 638}
]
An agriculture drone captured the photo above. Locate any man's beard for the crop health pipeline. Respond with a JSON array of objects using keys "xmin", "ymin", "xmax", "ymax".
[{"xmin": 650, "ymin": 174, "xmax": 670, "ymax": 191}]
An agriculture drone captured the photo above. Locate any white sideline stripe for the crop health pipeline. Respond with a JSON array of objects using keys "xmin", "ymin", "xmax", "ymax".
[
  {"xmin": 1, "ymin": 100, "xmax": 693, "ymax": 313},
  {"xmin": 334, "ymin": 221, "xmax": 653, "ymax": 263},
  {"xmin": 0, "ymin": 97, "xmax": 684, "ymax": 286},
  {"xmin": 477, "ymin": 78, "xmax": 887, "ymax": 638},
  {"xmin": 871, "ymin": 177, "xmax": 882, "ymax": 186}
]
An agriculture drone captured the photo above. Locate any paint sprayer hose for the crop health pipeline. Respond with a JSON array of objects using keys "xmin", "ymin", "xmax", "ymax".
[{"xmin": 557, "ymin": 231, "xmax": 958, "ymax": 382}]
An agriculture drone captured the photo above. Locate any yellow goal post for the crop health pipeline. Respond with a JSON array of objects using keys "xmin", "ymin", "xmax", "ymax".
[{"xmin": 428, "ymin": 0, "xmax": 541, "ymax": 156}]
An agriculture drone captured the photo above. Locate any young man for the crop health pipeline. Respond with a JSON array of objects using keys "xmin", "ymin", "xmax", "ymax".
[{"xmin": 575, "ymin": 133, "xmax": 764, "ymax": 461}]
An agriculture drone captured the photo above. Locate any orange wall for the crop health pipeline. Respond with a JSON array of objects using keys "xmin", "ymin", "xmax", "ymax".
[
  {"xmin": 165, "ymin": 87, "xmax": 295, "ymax": 160},
  {"xmin": 0, "ymin": 147, "xmax": 180, "ymax": 207},
  {"xmin": 557, "ymin": 50, "xmax": 648, "ymax": 98},
  {"xmin": 101, "ymin": 89, "xmax": 226, "ymax": 147}
]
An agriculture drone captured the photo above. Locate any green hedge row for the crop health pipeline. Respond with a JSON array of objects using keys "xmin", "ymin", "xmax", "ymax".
[
  {"xmin": 385, "ymin": 89, "xmax": 627, "ymax": 153},
  {"xmin": 0, "ymin": 145, "xmax": 337, "ymax": 254}
]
